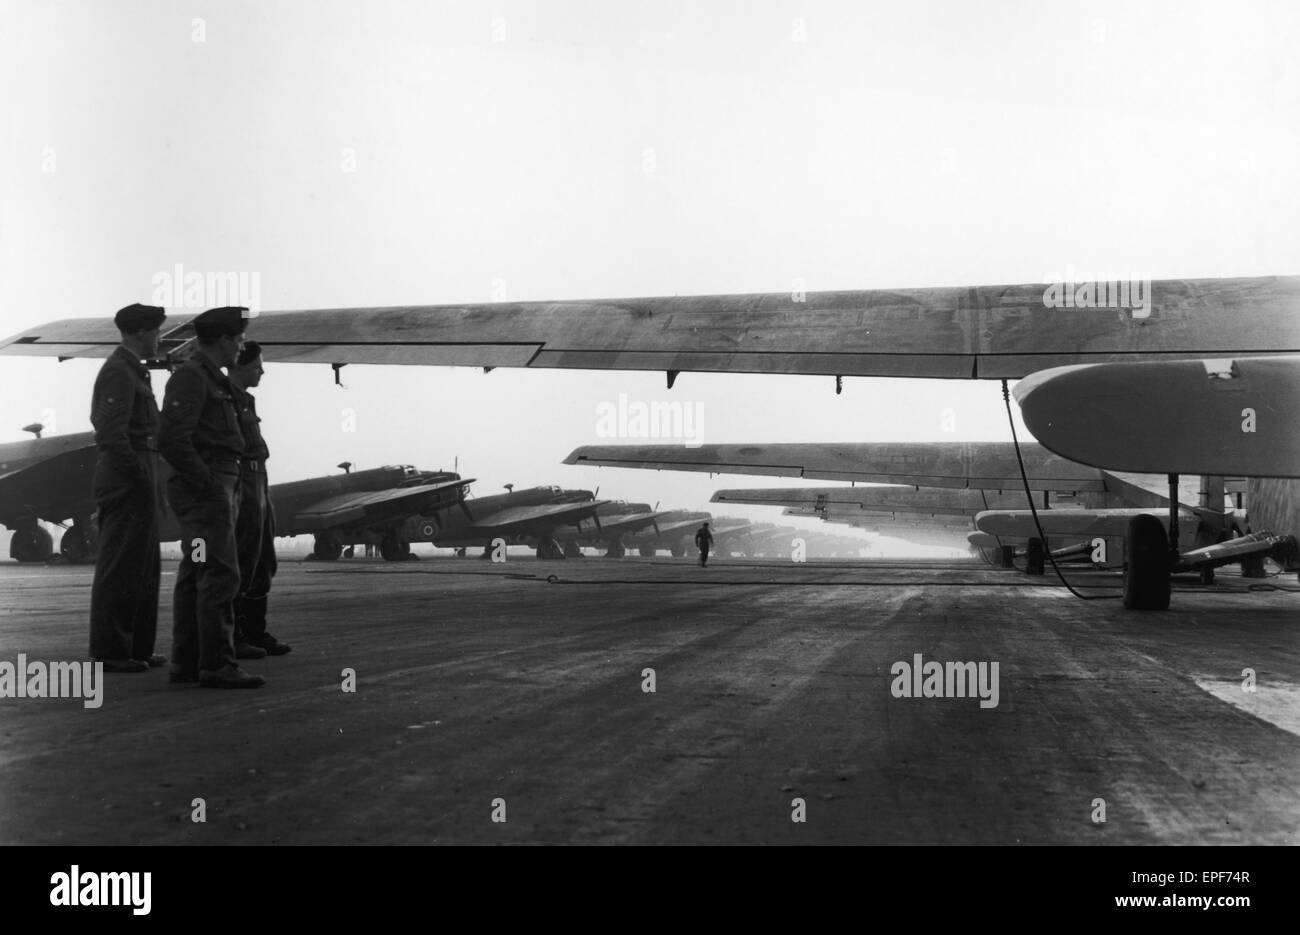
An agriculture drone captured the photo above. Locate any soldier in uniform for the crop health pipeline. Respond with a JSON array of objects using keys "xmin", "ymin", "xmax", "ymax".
[
  {"xmin": 89, "ymin": 303, "xmax": 167, "ymax": 672},
  {"xmin": 229, "ymin": 341, "xmax": 291, "ymax": 656},
  {"xmin": 159, "ymin": 306, "xmax": 264, "ymax": 689},
  {"xmin": 694, "ymin": 522, "xmax": 714, "ymax": 567}
]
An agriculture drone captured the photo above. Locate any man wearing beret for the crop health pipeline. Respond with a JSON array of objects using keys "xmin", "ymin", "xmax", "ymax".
[
  {"xmin": 159, "ymin": 306, "xmax": 265, "ymax": 689},
  {"xmin": 229, "ymin": 340, "xmax": 291, "ymax": 657},
  {"xmin": 89, "ymin": 303, "xmax": 168, "ymax": 673}
]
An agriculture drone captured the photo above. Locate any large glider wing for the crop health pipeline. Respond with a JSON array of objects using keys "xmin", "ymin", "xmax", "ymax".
[
  {"xmin": 4, "ymin": 277, "xmax": 1297, "ymax": 380},
  {"xmin": 564, "ymin": 442, "xmax": 1108, "ymax": 491}
]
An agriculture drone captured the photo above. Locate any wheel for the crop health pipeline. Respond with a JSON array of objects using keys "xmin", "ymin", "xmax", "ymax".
[
  {"xmin": 10, "ymin": 524, "xmax": 53, "ymax": 563},
  {"xmin": 639, "ymin": 546, "xmax": 656, "ymax": 557},
  {"xmin": 313, "ymin": 532, "xmax": 343, "ymax": 561},
  {"xmin": 1123, "ymin": 514, "xmax": 1171, "ymax": 610},
  {"xmin": 60, "ymin": 523, "xmax": 94, "ymax": 563}
]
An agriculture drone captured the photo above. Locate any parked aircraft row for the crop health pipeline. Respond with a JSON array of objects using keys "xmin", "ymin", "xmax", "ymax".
[
  {"xmin": 3, "ymin": 274, "xmax": 1296, "ymax": 607},
  {"xmin": 0, "ymin": 427, "xmax": 871, "ymax": 564}
]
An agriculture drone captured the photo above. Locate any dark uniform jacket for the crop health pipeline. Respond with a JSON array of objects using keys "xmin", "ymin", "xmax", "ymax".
[
  {"xmin": 231, "ymin": 385, "xmax": 270, "ymax": 465},
  {"xmin": 91, "ymin": 346, "xmax": 158, "ymax": 488},
  {"xmin": 159, "ymin": 351, "xmax": 245, "ymax": 485},
  {"xmin": 694, "ymin": 527, "xmax": 714, "ymax": 548}
]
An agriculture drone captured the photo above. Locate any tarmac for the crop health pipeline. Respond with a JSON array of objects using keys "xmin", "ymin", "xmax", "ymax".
[{"xmin": 1, "ymin": 553, "xmax": 1297, "ymax": 844}]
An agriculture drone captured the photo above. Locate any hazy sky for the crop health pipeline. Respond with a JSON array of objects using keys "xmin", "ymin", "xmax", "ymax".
[{"xmin": 1, "ymin": 0, "xmax": 1296, "ymax": 546}]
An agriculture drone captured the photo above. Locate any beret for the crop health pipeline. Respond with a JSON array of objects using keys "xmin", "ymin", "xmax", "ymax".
[
  {"xmin": 114, "ymin": 303, "xmax": 166, "ymax": 332},
  {"xmin": 192, "ymin": 306, "xmax": 251, "ymax": 336}
]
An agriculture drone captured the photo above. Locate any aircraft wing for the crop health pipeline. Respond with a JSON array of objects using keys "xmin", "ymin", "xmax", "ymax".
[
  {"xmin": 0, "ymin": 434, "xmax": 100, "ymax": 527},
  {"xmin": 565, "ymin": 442, "xmax": 1108, "ymax": 491},
  {"xmin": 712, "ymin": 485, "xmax": 1047, "ymax": 513},
  {"xmin": 289, "ymin": 478, "xmax": 472, "ymax": 533},
  {"xmin": 4, "ymin": 277, "xmax": 1297, "ymax": 380},
  {"xmin": 467, "ymin": 500, "xmax": 608, "ymax": 536}
]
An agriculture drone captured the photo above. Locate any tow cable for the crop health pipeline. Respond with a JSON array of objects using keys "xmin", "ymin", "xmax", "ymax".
[{"xmin": 1001, "ymin": 379, "xmax": 1120, "ymax": 601}]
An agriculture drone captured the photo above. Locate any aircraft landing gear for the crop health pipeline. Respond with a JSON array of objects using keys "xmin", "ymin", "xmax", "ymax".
[
  {"xmin": 639, "ymin": 546, "xmax": 656, "ymax": 557},
  {"xmin": 535, "ymin": 536, "xmax": 565, "ymax": 560},
  {"xmin": 312, "ymin": 532, "xmax": 344, "ymax": 561},
  {"xmin": 1240, "ymin": 553, "xmax": 1267, "ymax": 578},
  {"xmin": 10, "ymin": 523, "xmax": 53, "ymax": 563},
  {"xmin": 380, "ymin": 528, "xmax": 411, "ymax": 561},
  {"xmin": 1123, "ymin": 514, "xmax": 1171, "ymax": 610},
  {"xmin": 603, "ymin": 538, "xmax": 625, "ymax": 558},
  {"xmin": 669, "ymin": 544, "xmax": 685, "ymax": 558},
  {"xmin": 60, "ymin": 521, "xmax": 94, "ymax": 563}
]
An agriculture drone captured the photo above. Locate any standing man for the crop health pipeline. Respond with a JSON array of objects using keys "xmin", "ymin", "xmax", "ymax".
[
  {"xmin": 694, "ymin": 522, "xmax": 714, "ymax": 568},
  {"xmin": 89, "ymin": 303, "xmax": 167, "ymax": 672},
  {"xmin": 229, "ymin": 341, "xmax": 291, "ymax": 656},
  {"xmin": 159, "ymin": 306, "xmax": 264, "ymax": 689}
]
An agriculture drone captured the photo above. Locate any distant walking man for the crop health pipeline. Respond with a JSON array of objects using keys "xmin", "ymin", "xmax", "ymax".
[
  {"xmin": 694, "ymin": 522, "xmax": 714, "ymax": 567},
  {"xmin": 89, "ymin": 303, "xmax": 167, "ymax": 672},
  {"xmin": 229, "ymin": 341, "xmax": 290, "ymax": 656},
  {"xmin": 160, "ymin": 306, "xmax": 264, "ymax": 689}
]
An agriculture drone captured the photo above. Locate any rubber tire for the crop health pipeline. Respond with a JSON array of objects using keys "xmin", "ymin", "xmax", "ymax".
[
  {"xmin": 60, "ymin": 523, "xmax": 93, "ymax": 563},
  {"xmin": 313, "ymin": 533, "xmax": 343, "ymax": 561},
  {"xmin": 1123, "ymin": 514, "xmax": 1171, "ymax": 610},
  {"xmin": 10, "ymin": 525, "xmax": 53, "ymax": 563}
]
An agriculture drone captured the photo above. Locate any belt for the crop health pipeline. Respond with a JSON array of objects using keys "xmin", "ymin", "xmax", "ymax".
[{"xmin": 209, "ymin": 458, "xmax": 242, "ymax": 475}]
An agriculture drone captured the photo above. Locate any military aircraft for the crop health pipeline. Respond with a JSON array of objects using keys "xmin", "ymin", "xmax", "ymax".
[
  {"xmin": 553, "ymin": 500, "xmax": 664, "ymax": 557},
  {"xmin": 563, "ymin": 437, "xmax": 1288, "ymax": 603},
  {"xmin": 251, "ymin": 464, "xmax": 473, "ymax": 561},
  {"xmin": 4, "ymin": 275, "xmax": 1297, "ymax": 607},
  {"xmin": 622, "ymin": 509, "xmax": 712, "ymax": 557},
  {"xmin": 405, "ymin": 484, "xmax": 608, "ymax": 559},
  {"xmin": 0, "ymin": 427, "xmax": 99, "ymax": 562},
  {"xmin": 709, "ymin": 475, "xmax": 1246, "ymax": 570},
  {"xmin": 0, "ymin": 430, "xmax": 473, "ymax": 564}
]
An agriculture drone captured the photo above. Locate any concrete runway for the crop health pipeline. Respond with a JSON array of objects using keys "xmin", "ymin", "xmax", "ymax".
[{"xmin": 1, "ymin": 554, "xmax": 1297, "ymax": 844}]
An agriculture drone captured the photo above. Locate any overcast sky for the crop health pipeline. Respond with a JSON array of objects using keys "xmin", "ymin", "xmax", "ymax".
[{"xmin": 1, "ymin": 0, "xmax": 1296, "ymax": 550}]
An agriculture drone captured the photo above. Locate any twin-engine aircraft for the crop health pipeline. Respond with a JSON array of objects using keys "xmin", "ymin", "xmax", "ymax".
[
  {"xmin": 0, "ymin": 427, "xmax": 99, "ymax": 562},
  {"xmin": 0, "ymin": 428, "xmax": 472, "ymax": 564},
  {"xmin": 4, "ymin": 275, "xmax": 1297, "ymax": 607},
  {"xmin": 405, "ymin": 484, "xmax": 608, "ymax": 559},
  {"xmin": 552, "ymin": 500, "xmax": 665, "ymax": 557}
]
